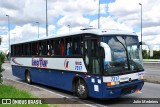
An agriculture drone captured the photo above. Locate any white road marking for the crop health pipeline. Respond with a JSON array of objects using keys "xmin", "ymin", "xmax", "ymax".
[{"xmin": 4, "ymin": 78, "xmax": 107, "ymax": 107}]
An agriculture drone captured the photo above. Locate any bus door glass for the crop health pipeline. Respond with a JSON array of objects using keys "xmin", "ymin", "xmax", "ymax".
[
  {"xmin": 84, "ymin": 38, "xmax": 101, "ymax": 74},
  {"xmin": 84, "ymin": 36, "xmax": 103, "ymax": 95}
]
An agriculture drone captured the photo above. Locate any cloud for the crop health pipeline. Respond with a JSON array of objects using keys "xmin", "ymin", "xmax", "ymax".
[
  {"xmin": 0, "ymin": 0, "xmax": 107, "ymax": 25},
  {"xmin": 107, "ymin": 0, "xmax": 160, "ymax": 47},
  {"xmin": 57, "ymin": 26, "xmax": 83, "ymax": 35},
  {"xmin": 0, "ymin": 0, "xmax": 25, "ymax": 10},
  {"xmin": 89, "ymin": 16, "xmax": 134, "ymax": 32},
  {"xmin": 0, "ymin": 24, "xmax": 55, "ymax": 51},
  {"xmin": 58, "ymin": 14, "xmax": 90, "ymax": 27},
  {"xmin": 0, "ymin": 0, "xmax": 160, "ymax": 51},
  {"xmin": 108, "ymin": 0, "xmax": 160, "ymax": 28}
]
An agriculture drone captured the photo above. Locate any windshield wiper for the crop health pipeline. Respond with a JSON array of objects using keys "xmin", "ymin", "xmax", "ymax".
[
  {"xmin": 116, "ymin": 39, "xmax": 131, "ymax": 71},
  {"xmin": 130, "ymin": 60, "xmax": 144, "ymax": 71}
]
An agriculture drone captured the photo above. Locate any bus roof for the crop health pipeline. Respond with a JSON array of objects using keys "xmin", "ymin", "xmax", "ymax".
[{"xmin": 11, "ymin": 29, "xmax": 137, "ymax": 45}]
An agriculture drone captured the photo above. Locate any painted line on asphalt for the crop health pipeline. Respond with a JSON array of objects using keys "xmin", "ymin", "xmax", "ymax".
[{"xmin": 5, "ymin": 78, "xmax": 107, "ymax": 107}]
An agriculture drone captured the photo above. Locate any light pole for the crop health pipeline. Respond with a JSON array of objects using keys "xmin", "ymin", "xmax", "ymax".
[
  {"xmin": 68, "ymin": 25, "xmax": 70, "ymax": 33},
  {"xmin": 98, "ymin": 0, "xmax": 100, "ymax": 29},
  {"xmin": 46, "ymin": 0, "xmax": 48, "ymax": 37},
  {"xmin": 139, "ymin": 3, "xmax": 142, "ymax": 50},
  {"xmin": 12, "ymin": 33, "xmax": 16, "ymax": 42},
  {"xmin": 36, "ymin": 22, "xmax": 39, "ymax": 38},
  {"xmin": 6, "ymin": 15, "xmax": 10, "ymax": 56}
]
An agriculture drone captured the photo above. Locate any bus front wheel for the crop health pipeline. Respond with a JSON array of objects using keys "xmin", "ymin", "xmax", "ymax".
[
  {"xmin": 76, "ymin": 79, "xmax": 88, "ymax": 99},
  {"xmin": 25, "ymin": 71, "xmax": 32, "ymax": 84}
]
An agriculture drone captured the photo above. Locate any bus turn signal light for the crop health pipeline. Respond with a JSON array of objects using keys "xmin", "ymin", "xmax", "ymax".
[
  {"xmin": 106, "ymin": 81, "xmax": 120, "ymax": 87},
  {"xmin": 106, "ymin": 82, "xmax": 111, "ymax": 87}
]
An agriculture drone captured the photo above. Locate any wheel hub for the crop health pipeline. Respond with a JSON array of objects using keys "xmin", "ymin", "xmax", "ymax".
[{"xmin": 78, "ymin": 84, "xmax": 85, "ymax": 95}]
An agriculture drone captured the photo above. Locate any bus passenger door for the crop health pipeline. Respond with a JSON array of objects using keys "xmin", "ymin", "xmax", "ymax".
[{"xmin": 84, "ymin": 37, "xmax": 103, "ymax": 98}]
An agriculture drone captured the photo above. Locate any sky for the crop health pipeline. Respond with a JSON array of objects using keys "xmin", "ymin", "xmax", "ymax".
[{"xmin": 0, "ymin": 0, "xmax": 160, "ymax": 52}]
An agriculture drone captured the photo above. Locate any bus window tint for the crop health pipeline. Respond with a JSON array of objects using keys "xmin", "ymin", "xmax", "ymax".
[
  {"xmin": 73, "ymin": 37, "xmax": 81, "ymax": 55},
  {"xmin": 41, "ymin": 41, "xmax": 47, "ymax": 55},
  {"xmin": 65, "ymin": 38, "xmax": 72, "ymax": 55},
  {"xmin": 22, "ymin": 44, "xmax": 25, "ymax": 55},
  {"xmin": 50, "ymin": 40, "xmax": 55, "ymax": 56},
  {"xmin": 11, "ymin": 45, "xmax": 14, "ymax": 56},
  {"xmin": 55, "ymin": 40, "xmax": 61, "ymax": 55},
  {"xmin": 47, "ymin": 40, "xmax": 50, "ymax": 56},
  {"xmin": 60, "ymin": 39, "xmax": 64, "ymax": 56},
  {"xmin": 31, "ymin": 42, "xmax": 37, "ymax": 55}
]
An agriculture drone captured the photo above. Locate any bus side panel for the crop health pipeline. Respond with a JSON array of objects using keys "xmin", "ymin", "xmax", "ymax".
[
  {"xmin": 12, "ymin": 65, "xmax": 26, "ymax": 80},
  {"xmin": 28, "ymin": 67, "xmax": 74, "ymax": 92},
  {"xmin": 86, "ymin": 76, "xmax": 103, "ymax": 98}
]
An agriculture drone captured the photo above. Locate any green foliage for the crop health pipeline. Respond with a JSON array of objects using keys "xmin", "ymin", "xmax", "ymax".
[
  {"xmin": 0, "ymin": 84, "xmax": 49, "ymax": 107},
  {"xmin": 0, "ymin": 52, "xmax": 6, "ymax": 63},
  {"xmin": 0, "ymin": 36, "xmax": 1, "ymax": 45},
  {"xmin": 142, "ymin": 50, "xmax": 160, "ymax": 59},
  {"xmin": 0, "ymin": 52, "xmax": 5, "ymax": 83}
]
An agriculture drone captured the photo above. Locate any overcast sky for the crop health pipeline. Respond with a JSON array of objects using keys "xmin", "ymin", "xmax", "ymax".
[{"xmin": 0, "ymin": 0, "xmax": 160, "ymax": 52}]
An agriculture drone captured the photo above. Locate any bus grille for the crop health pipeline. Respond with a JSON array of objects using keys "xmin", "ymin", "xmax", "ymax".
[{"xmin": 121, "ymin": 85, "xmax": 137, "ymax": 95}]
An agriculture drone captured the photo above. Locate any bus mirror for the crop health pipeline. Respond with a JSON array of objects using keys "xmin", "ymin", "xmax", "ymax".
[
  {"xmin": 141, "ymin": 42, "xmax": 153, "ymax": 57},
  {"xmin": 100, "ymin": 42, "xmax": 111, "ymax": 62},
  {"xmin": 139, "ymin": 42, "xmax": 142, "ymax": 45}
]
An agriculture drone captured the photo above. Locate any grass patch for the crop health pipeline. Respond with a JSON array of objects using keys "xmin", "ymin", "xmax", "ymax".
[{"xmin": 0, "ymin": 84, "xmax": 50, "ymax": 107}]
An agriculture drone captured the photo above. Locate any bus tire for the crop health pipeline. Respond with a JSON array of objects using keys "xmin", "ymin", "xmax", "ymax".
[
  {"xmin": 25, "ymin": 71, "xmax": 32, "ymax": 84},
  {"xmin": 76, "ymin": 79, "xmax": 88, "ymax": 99}
]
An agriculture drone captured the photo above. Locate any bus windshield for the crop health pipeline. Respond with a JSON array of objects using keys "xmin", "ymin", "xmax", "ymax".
[{"xmin": 101, "ymin": 35, "xmax": 144, "ymax": 75}]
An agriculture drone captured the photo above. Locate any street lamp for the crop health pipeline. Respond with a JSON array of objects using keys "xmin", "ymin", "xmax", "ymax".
[
  {"xmin": 139, "ymin": 3, "xmax": 142, "ymax": 50},
  {"xmin": 6, "ymin": 15, "xmax": 10, "ymax": 57},
  {"xmin": 46, "ymin": 0, "xmax": 48, "ymax": 37},
  {"xmin": 68, "ymin": 25, "xmax": 70, "ymax": 33},
  {"xmin": 36, "ymin": 22, "xmax": 39, "ymax": 38},
  {"xmin": 98, "ymin": 0, "xmax": 100, "ymax": 29},
  {"xmin": 12, "ymin": 33, "xmax": 16, "ymax": 42}
]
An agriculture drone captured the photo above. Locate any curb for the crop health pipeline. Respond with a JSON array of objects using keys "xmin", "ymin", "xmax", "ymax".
[{"xmin": 144, "ymin": 75, "xmax": 160, "ymax": 84}]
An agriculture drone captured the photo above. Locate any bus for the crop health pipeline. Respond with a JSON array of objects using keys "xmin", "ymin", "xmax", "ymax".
[{"xmin": 11, "ymin": 29, "xmax": 145, "ymax": 99}]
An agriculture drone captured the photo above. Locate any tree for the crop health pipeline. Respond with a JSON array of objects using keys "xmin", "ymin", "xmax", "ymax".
[
  {"xmin": 0, "ymin": 53, "xmax": 5, "ymax": 83},
  {"xmin": 0, "ymin": 36, "xmax": 1, "ymax": 45}
]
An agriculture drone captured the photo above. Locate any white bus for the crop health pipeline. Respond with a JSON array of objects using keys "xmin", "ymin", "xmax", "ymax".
[{"xmin": 11, "ymin": 29, "xmax": 145, "ymax": 99}]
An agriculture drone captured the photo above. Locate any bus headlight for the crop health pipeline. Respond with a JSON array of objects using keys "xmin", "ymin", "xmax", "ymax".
[
  {"xmin": 139, "ymin": 75, "xmax": 144, "ymax": 80},
  {"xmin": 107, "ymin": 81, "xmax": 120, "ymax": 86}
]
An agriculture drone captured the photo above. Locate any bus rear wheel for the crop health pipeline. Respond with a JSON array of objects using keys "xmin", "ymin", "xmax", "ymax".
[
  {"xmin": 25, "ymin": 71, "xmax": 32, "ymax": 84},
  {"xmin": 76, "ymin": 79, "xmax": 88, "ymax": 99}
]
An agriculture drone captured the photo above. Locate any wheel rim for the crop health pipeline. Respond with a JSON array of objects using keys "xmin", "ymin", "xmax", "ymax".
[{"xmin": 77, "ymin": 83, "xmax": 85, "ymax": 95}]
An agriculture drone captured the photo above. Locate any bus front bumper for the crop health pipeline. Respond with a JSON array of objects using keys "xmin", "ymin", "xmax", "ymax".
[{"xmin": 102, "ymin": 80, "xmax": 144, "ymax": 99}]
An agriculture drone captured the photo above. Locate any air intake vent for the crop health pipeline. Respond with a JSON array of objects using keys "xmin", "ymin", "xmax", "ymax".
[{"xmin": 81, "ymin": 27, "xmax": 96, "ymax": 30}]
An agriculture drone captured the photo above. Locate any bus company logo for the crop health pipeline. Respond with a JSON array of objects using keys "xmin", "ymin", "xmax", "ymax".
[
  {"xmin": 64, "ymin": 59, "xmax": 69, "ymax": 69},
  {"xmin": 75, "ymin": 61, "xmax": 82, "ymax": 70},
  {"xmin": 138, "ymin": 72, "xmax": 144, "ymax": 76},
  {"xmin": 32, "ymin": 58, "xmax": 48, "ymax": 68},
  {"xmin": 12, "ymin": 58, "xmax": 22, "ymax": 66},
  {"xmin": 2, "ymin": 99, "xmax": 11, "ymax": 104}
]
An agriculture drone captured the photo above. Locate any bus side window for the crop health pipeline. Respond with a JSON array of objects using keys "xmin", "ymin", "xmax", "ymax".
[
  {"xmin": 31, "ymin": 43, "xmax": 37, "ymax": 56},
  {"xmin": 28, "ymin": 43, "xmax": 31, "ymax": 56},
  {"xmin": 60, "ymin": 39, "xmax": 64, "ymax": 56},
  {"xmin": 11, "ymin": 45, "xmax": 14, "ymax": 56},
  {"xmin": 47, "ymin": 40, "xmax": 50, "ymax": 56},
  {"xmin": 50, "ymin": 40, "xmax": 55, "ymax": 56},
  {"xmin": 55, "ymin": 40, "xmax": 61, "ymax": 55},
  {"xmin": 65, "ymin": 38, "xmax": 72, "ymax": 55},
  {"xmin": 23, "ymin": 44, "xmax": 26, "ymax": 56},
  {"xmin": 84, "ymin": 41, "xmax": 89, "ymax": 66},
  {"xmin": 73, "ymin": 37, "xmax": 81, "ymax": 55},
  {"xmin": 41, "ymin": 41, "xmax": 47, "ymax": 56}
]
